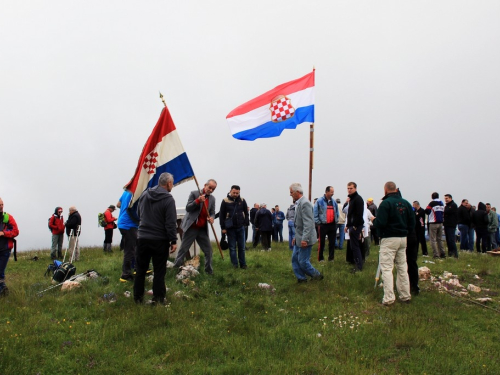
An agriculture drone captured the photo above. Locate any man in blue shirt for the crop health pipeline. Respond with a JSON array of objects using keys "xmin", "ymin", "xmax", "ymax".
[
  {"xmin": 273, "ymin": 205, "xmax": 285, "ymax": 243},
  {"xmin": 117, "ymin": 191, "xmax": 139, "ymax": 282}
]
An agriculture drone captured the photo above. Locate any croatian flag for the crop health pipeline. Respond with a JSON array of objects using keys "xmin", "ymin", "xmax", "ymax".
[
  {"xmin": 124, "ymin": 106, "xmax": 194, "ymax": 205},
  {"xmin": 226, "ymin": 71, "xmax": 315, "ymax": 141}
]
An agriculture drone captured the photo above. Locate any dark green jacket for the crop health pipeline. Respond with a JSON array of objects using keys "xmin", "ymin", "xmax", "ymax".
[{"xmin": 373, "ymin": 192, "xmax": 415, "ymax": 238}]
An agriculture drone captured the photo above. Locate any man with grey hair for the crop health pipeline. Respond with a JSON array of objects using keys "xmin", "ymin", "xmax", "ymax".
[
  {"xmin": 289, "ymin": 183, "xmax": 323, "ymax": 283},
  {"xmin": 373, "ymin": 182, "xmax": 415, "ymax": 306},
  {"xmin": 134, "ymin": 172, "xmax": 177, "ymax": 304},
  {"xmin": 65, "ymin": 206, "xmax": 81, "ymax": 261},
  {"xmin": 173, "ymin": 179, "xmax": 217, "ymax": 274}
]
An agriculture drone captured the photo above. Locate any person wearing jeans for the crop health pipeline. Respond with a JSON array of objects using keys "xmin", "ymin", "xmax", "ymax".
[
  {"xmin": 286, "ymin": 203, "xmax": 296, "ymax": 251},
  {"xmin": 289, "ymin": 183, "xmax": 322, "ymax": 282}
]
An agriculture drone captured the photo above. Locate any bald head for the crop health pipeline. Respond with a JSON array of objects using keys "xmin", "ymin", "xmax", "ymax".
[{"xmin": 384, "ymin": 181, "xmax": 397, "ymax": 194}]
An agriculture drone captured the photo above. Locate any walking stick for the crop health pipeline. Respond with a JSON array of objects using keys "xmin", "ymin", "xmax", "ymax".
[
  {"xmin": 63, "ymin": 229, "xmax": 74, "ymax": 263},
  {"xmin": 70, "ymin": 226, "xmax": 81, "ymax": 263}
]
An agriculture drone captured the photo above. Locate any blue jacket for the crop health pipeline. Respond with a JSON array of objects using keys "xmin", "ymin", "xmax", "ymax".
[{"xmin": 313, "ymin": 195, "xmax": 339, "ymax": 225}]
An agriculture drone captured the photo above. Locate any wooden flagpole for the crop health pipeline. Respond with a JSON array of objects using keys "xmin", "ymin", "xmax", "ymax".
[
  {"xmin": 160, "ymin": 92, "xmax": 224, "ymax": 260},
  {"xmin": 308, "ymin": 123, "xmax": 314, "ymax": 202}
]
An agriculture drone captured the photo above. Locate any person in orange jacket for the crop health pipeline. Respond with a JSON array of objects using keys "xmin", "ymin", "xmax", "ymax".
[{"xmin": 103, "ymin": 205, "xmax": 117, "ymax": 253}]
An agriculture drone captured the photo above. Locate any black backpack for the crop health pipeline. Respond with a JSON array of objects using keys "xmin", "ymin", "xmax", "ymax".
[{"xmin": 52, "ymin": 262, "xmax": 76, "ymax": 283}]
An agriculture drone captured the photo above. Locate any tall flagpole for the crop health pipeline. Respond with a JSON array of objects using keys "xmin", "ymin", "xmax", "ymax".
[
  {"xmin": 308, "ymin": 123, "xmax": 314, "ymax": 202},
  {"xmin": 160, "ymin": 92, "xmax": 224, "ymax": 260}
]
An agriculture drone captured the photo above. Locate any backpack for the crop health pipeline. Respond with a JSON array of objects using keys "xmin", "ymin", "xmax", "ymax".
[
  {"xmin": 52, "ymin": 262, "xmax": 76, "ymax": 283},
  {"xmin": 48, "ymin": 215, "xmax": 55, "ymax": 232},
  {"xmin": 98, "ymin": 213, "xmax": 107, "ymax": 227}
]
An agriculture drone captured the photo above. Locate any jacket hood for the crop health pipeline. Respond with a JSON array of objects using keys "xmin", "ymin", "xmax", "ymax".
[
  {"xmin": 54, "ymin": 207, "xmax": 62, "ymax": 216},
  {"xmin": 478, "ymin": 202, "xmax": 486, "ymax": 211},
  {"xmin": 226, "ymin": 194, "xmax": 241, "ymax": 202},
  {"xmin": 146, "ymin": 185, "xmax": 172, "ymax": 202}
]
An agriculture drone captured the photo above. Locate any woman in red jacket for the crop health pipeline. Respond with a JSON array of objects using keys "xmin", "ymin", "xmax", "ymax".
[
  {"xmin": 103, "ymin": 205, "xmax": 117, "ymax": 253},
  {"xmin": 49, "ymin": 207, "xmax": 65, "ymax": 259}
]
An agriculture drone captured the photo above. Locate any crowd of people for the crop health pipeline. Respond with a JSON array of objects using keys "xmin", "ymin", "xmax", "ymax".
[{"xmin": 0, "ymin": 175, "xmax": 498, "ymax": 305}]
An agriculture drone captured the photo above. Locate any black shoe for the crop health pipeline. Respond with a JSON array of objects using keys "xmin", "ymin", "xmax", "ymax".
[
  {"xmin": 311, "ymin": 273, "xmax": 324, "ymax": 281},
  {"xmin": 241, "ymin": 265, "xmax": 247, "ymax": 270},
  {"xmin": 399, "ymin": 299, "xmax": 411, "ymax": 304},
  {"xmin": 297, "ymin": 279, "xmax": 308, "ymax": 283}
]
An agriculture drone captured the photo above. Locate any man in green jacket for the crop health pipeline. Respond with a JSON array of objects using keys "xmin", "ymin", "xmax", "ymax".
[
  {"xmin": 486, "ymin": 204, "xmax": 498, "ymax": 250},
  {"xmin": 373, "ymin": 182, "xmax": 415, "ymax": 306}
]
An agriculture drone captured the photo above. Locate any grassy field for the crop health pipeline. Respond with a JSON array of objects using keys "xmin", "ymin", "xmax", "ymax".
[{"xmin": 1, "ymin": 242, "xmax": 499, "ymax": 375}]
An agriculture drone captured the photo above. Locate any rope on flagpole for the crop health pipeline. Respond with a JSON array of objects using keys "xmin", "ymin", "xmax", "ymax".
[{"xmin": 159, "ymin": 92, "xmax": 224, "ymax": 260}]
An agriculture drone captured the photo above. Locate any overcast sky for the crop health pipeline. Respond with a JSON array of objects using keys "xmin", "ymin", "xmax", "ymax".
[{"xmin": 2, "ymin": 1, "xmax": 499, "ymax": 251}]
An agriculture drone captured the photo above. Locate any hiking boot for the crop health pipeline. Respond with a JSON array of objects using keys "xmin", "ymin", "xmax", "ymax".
[{"xmin": 119, "ymin": 275, "xmax": 134, "ymax": 283}]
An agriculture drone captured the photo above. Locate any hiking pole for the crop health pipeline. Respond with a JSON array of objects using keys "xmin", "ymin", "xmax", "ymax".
[
  {"xmin": 36, "ymin": 270, "xmax": 91, "ymax": 296},
  {"xmin": 70, "ymin": 225, "xmax": 81, "ymax": 263},
  {"xmin": 63, "ymin": 229, "xmax": 74, "ymax": 263}
]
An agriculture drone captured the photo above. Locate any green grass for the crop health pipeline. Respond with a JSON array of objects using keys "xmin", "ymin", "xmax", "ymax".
[{"xmin": 1, "ymin": 243, "xmax": 499, "ymax": 374}]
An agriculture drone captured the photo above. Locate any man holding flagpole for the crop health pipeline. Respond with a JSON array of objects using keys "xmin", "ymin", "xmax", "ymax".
[{"xmin": 173, "ymin": 179, "xmax": 217, "ymax": 274}]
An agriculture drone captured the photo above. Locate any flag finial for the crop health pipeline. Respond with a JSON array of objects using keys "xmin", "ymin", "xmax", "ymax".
[{"xmin": 159, "ymin": 92, "xmax": 166, "ymax": 107}]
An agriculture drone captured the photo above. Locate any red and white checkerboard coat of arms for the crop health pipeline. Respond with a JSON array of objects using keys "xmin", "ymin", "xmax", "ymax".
[
  {"xmin": 269, "ymin": 95, "xmax": 295, "ymax": 123},
  {"xmin": 143, "ymin": 150, "xmax": 159, "ymax": 175}
]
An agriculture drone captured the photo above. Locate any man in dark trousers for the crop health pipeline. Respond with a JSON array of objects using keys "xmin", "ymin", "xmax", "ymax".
[
  {"xmin": 173, "ymin": 179, "xmax": 217, "ymax": 274},
  {"xmin": 133, "ymin": 172, "xmax": 177, "ymax": 304},
  {"xmin": 314, "ymin": 186, "xmax": 339, "ymax": 262},
  {"xmin": 249, "ymin": 203, "xmax": 259, "ymax": 244},
  {"xmin": 373, "ymin": 182, "xmax": 415, "ymax": 306},
  {"xmin": 220, "ymin": 185, "xmax": 249, "ymax": 268},
  {"xmin": 344, "ymin": 182, "xmax": 364, "ymax": 272},
  {"xmin": 65, "ymin": 206, "xmax": 82, "ymax": 261},
  {"xmin": 254, "ymin": 204, "xmax": 273, "ymax": 251},
  {"xmin": 443, "ymin": 194, "xmax": 458, "ymax": 258},
  {"xmin": 412, "ymin": 201, "xmax": 428, "ymax": 256}
]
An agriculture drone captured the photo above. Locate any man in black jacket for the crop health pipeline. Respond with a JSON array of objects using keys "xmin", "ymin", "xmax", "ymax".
[
  {"xmin": 457, "ymin": 199, "xmax": 472, "ymax": 251},
  {"xmin": 412, "ymin": 201, "xmax": 428, "ymax": 256},
  {"xmin": 373, "ymin": 182, "xmax": 415, "ymax": 305},
  {"xmin": 344, "ymin": 182, "xmax": 364, "ymax": 272},
  {"xmin": 254, "ymin": 204, "xmax": 273, "ymax": 251},
  {"xmin": 472, "ymin": 202, "xmax": 489, "ymax": 253},
  {"xmin": 444, "ymin": 194, "xmax": 458, "ymax": 258},
  {"xmin": 133, "ymin": 172, "xmax": 177, "ymax": 304},
  {"xmin": 220, "ymin": 185, "xmax": 249, "ymax": 268}
]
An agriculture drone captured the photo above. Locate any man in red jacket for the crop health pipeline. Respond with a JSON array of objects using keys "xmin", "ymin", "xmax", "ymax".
[
  {"xmin": 104, "ymin": 205, "xmax": 117, "ymax": 253},
  {"xmin": 0, "ymin": 198, "xmax": 20, "ymax": 296},
  {"xmin": 49, "ymin": 207, "xmax": 65, "ymax": 259}
]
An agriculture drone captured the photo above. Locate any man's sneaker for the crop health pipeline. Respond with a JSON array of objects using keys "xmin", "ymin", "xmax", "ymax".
[
  {"xmin": 267, "ymin": 248, "xmax": 272, "ymax": 252},
  {"xmin": 311, "ymin": 274, "xmax": 324, "ymax": 281},
  {"xmin": 297, "ymin": 278, "xmax": 308, "ymax": 283},
  {"xmin": 0, "ymin": 283, "xmax": 9, "ymax": 297},
  {"xmin": 120, "ymin": 276, "xmax": 134, "ymax": 283},
  {"xmin": 241, "ymin": 265, "xmax": 248, "ymax": 270}
]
